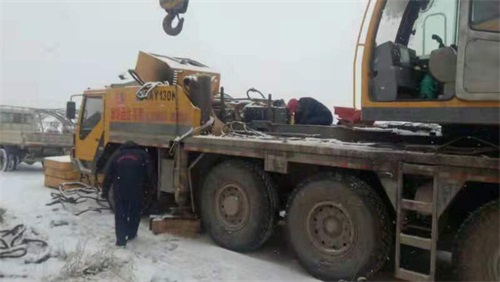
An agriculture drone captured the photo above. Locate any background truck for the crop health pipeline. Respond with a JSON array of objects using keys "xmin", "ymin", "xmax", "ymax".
[
  {"xmin": 0, "ymin": 105, "xmax": 74, "ymax": 171},
  {"xmin": 67, "ymin": 0, "xmax": 499, "ymax": 280}
]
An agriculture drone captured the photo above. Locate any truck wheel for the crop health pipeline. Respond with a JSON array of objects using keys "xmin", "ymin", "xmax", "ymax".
[
  {"xmin": 6, "ymin": 156, "xmax": 14, "ymax": 171},
  {"xmin": 453, "ymin": 200, "xmax": 499, "ymax": 281},
  {"xmin": 201, "ymin": 160, "xmax": 278, "ymax": 252},
  {"xmin": 286, "ymin": 173, "xmax": 392, "ymax": 281},
  {"xmin": 0, "ymin": 149, "xmax": 7, "ymax": 172},
  {"xmin": 8, "ymin": 155, "xmax": 19, "ymax": 171}
]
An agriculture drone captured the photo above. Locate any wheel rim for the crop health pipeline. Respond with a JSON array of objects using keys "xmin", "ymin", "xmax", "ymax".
[
  {"xmin": 306, "ymin": 201, "xmax": 355, "ymax": 255},
  {"xmin": 215, "ymin": 184, "xmax": 250, "ymax": 231}
]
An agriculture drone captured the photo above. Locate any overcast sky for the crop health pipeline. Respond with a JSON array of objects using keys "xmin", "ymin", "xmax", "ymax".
[{"xmin": 1, "ymin": 0, "xmax": 367, "ymax": 110}]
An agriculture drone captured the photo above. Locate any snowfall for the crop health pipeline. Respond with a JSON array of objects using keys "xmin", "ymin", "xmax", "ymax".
[{"xmin": 0, "ymin": 164, "xmax": 403, "ymax": 282}]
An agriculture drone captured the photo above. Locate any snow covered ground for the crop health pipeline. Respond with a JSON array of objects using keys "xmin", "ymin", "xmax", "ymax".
[
  {"xmin": 0, "ymin": 164, "xmax": 319, "ymax": 282},
  {"xmin": 0, "ymin": 164, "xmax": 408, "ymax": 282}
]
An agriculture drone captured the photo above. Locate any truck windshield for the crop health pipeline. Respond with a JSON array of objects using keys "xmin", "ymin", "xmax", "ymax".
[{"xmin": 80, "ymin": 97, "xmax": 103, "ymax": 138}]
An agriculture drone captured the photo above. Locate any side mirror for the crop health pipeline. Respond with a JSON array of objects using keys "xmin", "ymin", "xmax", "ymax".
[{"xmin": 66, "ymin": 101, "xmax": 76, "ymax": 120}]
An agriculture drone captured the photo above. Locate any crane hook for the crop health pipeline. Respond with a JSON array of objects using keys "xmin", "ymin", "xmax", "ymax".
[{"xmin": 163, "ymin": 13, "xmax": 184, "ymax": 36}]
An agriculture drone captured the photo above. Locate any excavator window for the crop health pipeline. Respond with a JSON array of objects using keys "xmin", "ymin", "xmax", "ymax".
[
  {"xmin": 470, "ymin": 0, "xmax": 500, "ymax": 33},
  {"xmin": 375, "ymin": 0, "xmax": 407, "ymax": 47},
  {"xmin": 407, "ymin": 0, "xmax": 458, "ymax": 57},
  {"xmin": 79, "ymin": 97, "xmax": 103, "ymax": 139},
  {"xmin": 371, "ymin": 0, "xmax": 459, "ymax": 102}
]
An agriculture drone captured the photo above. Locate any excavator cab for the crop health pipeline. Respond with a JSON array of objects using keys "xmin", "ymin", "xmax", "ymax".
[{"xmin": 358, "ymin": 0, "xmax": 500, "ymax": 125}]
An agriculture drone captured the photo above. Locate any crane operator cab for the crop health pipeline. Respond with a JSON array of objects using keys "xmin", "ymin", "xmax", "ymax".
[{"xmin": 361, "ymin": 0, "xmax": 500, "ymax": 126}]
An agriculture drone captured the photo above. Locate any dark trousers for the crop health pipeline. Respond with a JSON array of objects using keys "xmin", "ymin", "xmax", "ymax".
[{"xmin": 113, "ymin": 193, "xmax": 141, "ymax": 246}]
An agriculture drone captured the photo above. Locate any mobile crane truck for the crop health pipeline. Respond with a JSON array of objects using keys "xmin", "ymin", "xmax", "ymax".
[{"xmin": 67, "ymin": 0, "xmax": 499, "ymax": 280}]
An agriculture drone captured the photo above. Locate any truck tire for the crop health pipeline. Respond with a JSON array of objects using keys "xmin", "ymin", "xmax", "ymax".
[
  {"xmin": 2, "ymin": 148, "xmax": 19, "ymax": 171},
  {"xmin": 286, "ymin": 173, "xmax": 392, "ymax": 281},
  {"xmin": 200, "ymin": 160, "xmax": 278, "ymax": 252},
  {"xmin": 14, "ymin": 155, "xmax": 20, "ymax": 169},
  {"xmin": 0, "ymin": 149, "xmax": 7, "ymax": 172},
  {"xmin": 453, "ymin": 200, "xmax": 499, "ymax": 281},
  {"xmin": 8, "ymin": 154, "xmax": 19, "ymax": 171}
]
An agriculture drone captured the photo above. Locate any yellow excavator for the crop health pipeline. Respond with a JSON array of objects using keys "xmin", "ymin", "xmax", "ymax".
[{"xmin": 161, "ymin": 0, "xmax": 499, "ymax": 136}]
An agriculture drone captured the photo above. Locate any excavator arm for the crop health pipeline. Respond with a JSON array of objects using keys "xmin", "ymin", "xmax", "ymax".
[{"xmin": 160, "ymin": 0, "xmax": 189, "ymax": 36}]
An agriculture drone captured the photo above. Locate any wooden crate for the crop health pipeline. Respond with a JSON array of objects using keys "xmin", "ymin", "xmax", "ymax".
[
  {"xmin": 44, "ymin": 156, "xmax": 74, "ymax": 171},
  {"xmin": 149, "ymin": 215, "xmax": 201, "ymax": 238},
  {"xmin": 45, "ymin": 167, "xmax": 80, "ymax": 180},
  {"xmin": 44, "ymin": 175, "xmax": 82, "ymax": 189},
  {"xmin": 43, "ymin": 155, "xmax": 80, "ymax": 189}
]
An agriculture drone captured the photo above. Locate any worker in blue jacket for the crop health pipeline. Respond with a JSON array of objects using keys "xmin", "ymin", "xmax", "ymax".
[
  {"xmin": 287, "ymin": 97, "xmax": 333, "ymax": 126},
  {"xmin": 101, "ymin": 141, "xmax": 153, "ymax": 247}
]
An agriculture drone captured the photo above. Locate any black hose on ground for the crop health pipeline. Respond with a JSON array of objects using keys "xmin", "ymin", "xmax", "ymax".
[
  {"xmin": 0, "ymin": 224, "xmax": 50, "ymax": 262},
  {"xmin": 46, "ymin": 183, "xmax": 110, "ymax": 216}
]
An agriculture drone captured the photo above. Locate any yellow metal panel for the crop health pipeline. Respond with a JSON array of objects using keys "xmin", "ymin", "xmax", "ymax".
[
  {"xmin": 103, "ymin": 85, "xmax": 201, "ymax": 145},
  {"xmin": 360, "ymin": 0, "xmax": 384, "ymax": 109}
]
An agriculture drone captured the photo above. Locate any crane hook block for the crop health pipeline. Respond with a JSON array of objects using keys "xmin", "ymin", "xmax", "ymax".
[
  {"xmin": 163, "ymin": 13, "xmax": 184, "ymax": 36},
  {"xmin": 160, "ymin": 0, "xmax": 189, "ymax": 14},
  {"xmin": 160, "ymin": 0, "xmax": 189, "ymax": 36}
]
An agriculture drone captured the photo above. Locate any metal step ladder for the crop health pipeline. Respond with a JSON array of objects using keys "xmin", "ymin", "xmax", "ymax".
[{"xmin": 395, "ymin": 163, "xmax": 439, "ymax": 281}]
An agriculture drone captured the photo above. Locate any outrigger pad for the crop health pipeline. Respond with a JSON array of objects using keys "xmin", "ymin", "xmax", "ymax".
[{"xmin": 149, "ymin": 214, "xmax": 200, "ymax": 238}]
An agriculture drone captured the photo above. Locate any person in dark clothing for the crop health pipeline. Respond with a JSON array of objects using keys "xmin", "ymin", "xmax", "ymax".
[
  {"xmin": 101, "ymin": 141, "xmax": 153, "ymax": 247},
  {"xmin": 287, "ymin": 97, "xmax": 333, "ymax": 126}
]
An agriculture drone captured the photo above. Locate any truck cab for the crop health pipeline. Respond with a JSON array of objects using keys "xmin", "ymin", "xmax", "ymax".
[{"xmin": 67, "ymin": 52, "xmax": 219, "ymax": 176}]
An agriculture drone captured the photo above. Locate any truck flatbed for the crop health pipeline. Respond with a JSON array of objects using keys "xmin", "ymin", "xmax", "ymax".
[
  {"xmin": 185, "ymin": 134, "xmax": 500, "ymax": 172},
  {"xmin": 0, "ymin": 130, "xmax": 73, "ymax": 147}
]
